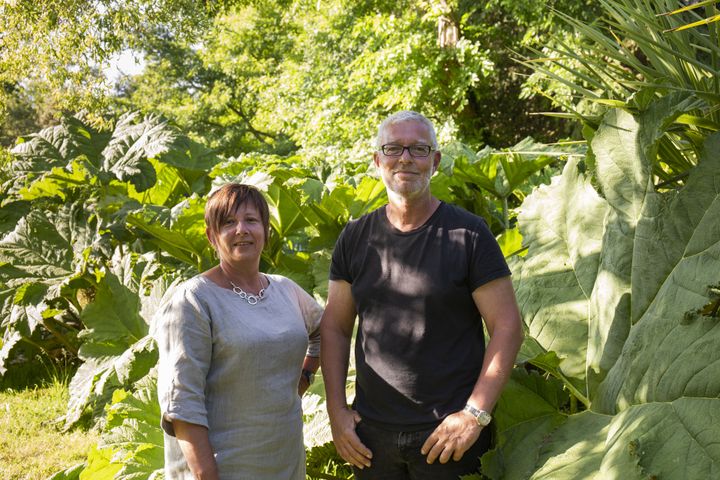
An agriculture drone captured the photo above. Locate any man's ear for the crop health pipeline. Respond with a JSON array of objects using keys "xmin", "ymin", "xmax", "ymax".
[
  {"xmin": 432, "ymin": 150, "xmax": 441, "ymax": 172},
  {"xmin": 373, "ymin": 150, "xmax": 381, "ymax": 168}
]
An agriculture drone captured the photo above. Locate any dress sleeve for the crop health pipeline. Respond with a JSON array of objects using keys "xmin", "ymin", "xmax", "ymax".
[
  {"xmin": 290, "ymin": 281, "xmax": 323, "ymax": 357},
  {"xmin": 154, "ymin": 285, "xmax": 212, "ymax": 436}
]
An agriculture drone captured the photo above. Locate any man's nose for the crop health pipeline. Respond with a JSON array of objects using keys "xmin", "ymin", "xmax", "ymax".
[{"xmin": 399, "ymin": 148, "xmax": 414, "ymax": 161}]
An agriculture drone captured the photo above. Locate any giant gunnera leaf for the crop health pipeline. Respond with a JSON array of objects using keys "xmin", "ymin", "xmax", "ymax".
[
  {"xmin": 0, "ymin": 202, "xmax": 95, "ymax": 374},
  {"xmin": 484, "ymin": 98, "xmax": 720, "ymax": 479},
  {"xmin": 64, "ymin": 268, "xmax": 167, "ymax": 429}
]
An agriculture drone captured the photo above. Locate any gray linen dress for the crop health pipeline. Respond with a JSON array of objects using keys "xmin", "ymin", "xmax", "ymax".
[{"xmin": 155, "ymin": 274, "xmax": 322, "ymax": 480}]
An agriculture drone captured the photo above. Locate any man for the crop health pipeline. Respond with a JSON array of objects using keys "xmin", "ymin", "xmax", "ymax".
[{"xmin": 321, "ymin": 111, "xmax": 524, "ymax": 479}]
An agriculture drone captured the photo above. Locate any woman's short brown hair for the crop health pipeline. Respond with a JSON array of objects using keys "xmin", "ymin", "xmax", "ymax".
[{"xmin": 204, "ymin": 183, "xmax": 270, "ymax": 243}]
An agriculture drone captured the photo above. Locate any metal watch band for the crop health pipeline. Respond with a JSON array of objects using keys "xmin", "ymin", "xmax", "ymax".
[{"xmin": 463, "ymin": 404, "xmax": 492, "ymax": 427}]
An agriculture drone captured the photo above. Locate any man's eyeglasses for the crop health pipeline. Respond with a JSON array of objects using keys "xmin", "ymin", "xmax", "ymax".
[{"xmin": 380, "ymin": 144, "xmax": 433, "ymax": 158}]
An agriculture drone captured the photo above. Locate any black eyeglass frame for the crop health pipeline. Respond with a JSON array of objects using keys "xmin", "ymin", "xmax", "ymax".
[{"xmin": 380, "ymin": 144, "xmax": 434, "ymax": 158}]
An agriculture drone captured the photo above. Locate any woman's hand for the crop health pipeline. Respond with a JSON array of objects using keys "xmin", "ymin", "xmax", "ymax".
[
  {"xmin": 298, "ymin": 374, "xmax": 311, "ymax": 396},
  {"xmin": 299, "ymin": 356, "xmax": 319, "ymax": 396}
]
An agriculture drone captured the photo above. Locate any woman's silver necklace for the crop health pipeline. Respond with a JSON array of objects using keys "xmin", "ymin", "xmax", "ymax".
[{"xmin": 228, "ymin": 276, "xmax": 266, "ymax": 305}]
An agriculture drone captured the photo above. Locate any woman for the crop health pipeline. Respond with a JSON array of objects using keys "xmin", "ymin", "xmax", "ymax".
[{"xmin": 155, "ymin": 183, "xmax": 322, "ymax": 479}]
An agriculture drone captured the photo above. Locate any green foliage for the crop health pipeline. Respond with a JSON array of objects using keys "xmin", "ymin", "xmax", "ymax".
[
  {"xmin": 0, "ymin": 108, "xmax": 576, "ymax": 477},
  {"xmin": 0, "ymin": 112, "xmax": 220, "ymax": 429},
  {"xmin": 111, "ymin": 0, "xmax": 604, "ymax": 159},
  {"xmin": 524, "ymin": 0, "xmax": 720, "ymax": 185},
  {"xmin": 127, "ymin": 196, "xmax": 215, "ymax": 273},
  {"xmin": 48, "ymin": 370, "xmax": 165, "ymax": 480},
  {"xmin": 99, "ymin": 372, "xmax": 165, "ymax": 479},
  {"xmin": 65, "ymin": 270, "xmax": 160, "ymax": 429},
  {"xmin": 0, "ymin": 0, "xmax": 224, "ymax": 122},
  {"xmin": 438, "ymin": 137, "xmax": 581, "ymax": 230},
  {"xmin": 118, "ymin": 0, "xmax": 490, "ymax": 157},
  {"xmin": 484, "ymin": 100, "xmax": 720, "ymax": 478}
]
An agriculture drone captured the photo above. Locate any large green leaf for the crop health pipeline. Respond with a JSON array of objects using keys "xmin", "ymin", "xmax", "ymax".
[
  {"xmin": 0, "ymin": 203, "xmax": 95, "ymax": 373},
  {"xmin": 101, "ymin": 113, "xmax": 176, "ymax": 192},
  {"xmin": 127, "ymin": 135, "xmax": 220, "ymax": 205},
  {"xmin": 0, "ymin": 210, "xmax": 75, "ymax": 284},
  {"xmin": 523, "ymin": 397, "xmax": 720, "ymax": 479},
  {"xmin": 79, "ymin": 273, "xmax": 147, "ymax": 352},
  {"xmin": 586, "ymin": 94, "xmax": 697, "ymax": 395},
  {"xmin": 594, "ymin": 133, "xmax": 720, "ymax": 413},
  {"xmin": 47, "ymin": 463, "xmax": 86, "ymax": 480},
  {"xmin": 126, "ymin": 158, "xmax": 185, "ymax": 207},
  {"xmin": 441, "ymin": 138, "xmax": 567, "ymax": 200},
  {"xmin": 0, "ymin": 329, "xmax": 22, "ymax": 376},
  {"xmin": 10, "ymin": 117, "xmax": 108, "ymax": 174},
  {"xmin": 159, "ymin": 135, "xmax": 221, "ymax": 172},
  {"xmin": 16, "ymin": 160, "xmax": 91, "ymax": 202},
  {"xmin": 530, "ymin": 411, "xmax": 618, "ymax": 480},
  {"xmin": 514, "ymin": 157, "xmax": 607, "ymax": 384},
  {"xmin": 65, "ymin": 270, "xmax": 160, "ymax": 428},
  {"xmin": 0, "ymin": 200, "xmax": 30, "ymax": 234},
  {"xmin": 599, "ymin": 398, "xmax": 720, "ymax": 479},
  {"xmin": 265, "ymin": 179, "xmax": 314, "ymax": 240},
  {"xmin": 493, "ymin": 104, "xmax": 720, "ymax": 478},
  {"xmin": 79, "ymin": 446, "xmax": 122, "ymax": 480},
  {"xmin": 127, "ymin": 196, "xmax": 214, "ymax": 272},
  {"xmin": 100, "ymin": 372, "xmax": 164, "ymax": 480},
  {"xmin": 481, "ymin": 369, "xmax": 570, "ymax": 480}
]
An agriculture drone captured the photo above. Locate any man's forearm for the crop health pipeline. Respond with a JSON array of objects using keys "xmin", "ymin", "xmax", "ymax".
[
  {"xmin": 321, "ymin": 280, "xmax": 360, "ymax": 418},
  {"xmin": 467, "ymin": 277, "xmax": 524, "ymax": 413},
  {"xmin": 320, "ymin": 325, "xmax": 352, "ymax": 414},
  {"xmin": 467, "ymin": 323, "xmax": 523, "ymax": 412}
]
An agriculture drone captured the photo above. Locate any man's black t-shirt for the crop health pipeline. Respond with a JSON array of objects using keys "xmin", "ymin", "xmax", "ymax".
[{"xmin": 330, "ymin": 202, "xmax": 511, "ymax": 429}]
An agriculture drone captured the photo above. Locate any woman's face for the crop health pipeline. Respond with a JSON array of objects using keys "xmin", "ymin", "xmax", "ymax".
[{"xmin": 208, "ymin": 202, "xmax": 266, "ymax": 267}]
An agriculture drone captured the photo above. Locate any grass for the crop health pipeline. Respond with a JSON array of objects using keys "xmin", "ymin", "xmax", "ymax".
[{"xmin": 0, "ymin": 364, "xmax": 98, "ymax": 480}]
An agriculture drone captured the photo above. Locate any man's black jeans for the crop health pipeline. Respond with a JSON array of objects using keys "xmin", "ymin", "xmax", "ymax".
[{"xmin": 352, "ymin": 420, "xmax": 491, "ymax": 480}]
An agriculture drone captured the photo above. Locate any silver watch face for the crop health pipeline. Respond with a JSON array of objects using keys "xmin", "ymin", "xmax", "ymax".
[
  {"xmin": 463, "ymin": 404, "xmax": 492, "ymax": 426},
  {"xmin": 476, "ymin": 410, "xmax": 492, "ymax": 426}
]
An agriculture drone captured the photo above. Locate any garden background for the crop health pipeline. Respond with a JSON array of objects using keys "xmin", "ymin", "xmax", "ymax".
[{"xmin": 0, "ymin": 0, "xmax": 719, "ymax": 478}]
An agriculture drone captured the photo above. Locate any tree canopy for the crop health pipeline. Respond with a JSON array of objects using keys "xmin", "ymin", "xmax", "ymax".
[{"xmin": 1, "ymin": 0, "xmax": 602, "ymax": 153}]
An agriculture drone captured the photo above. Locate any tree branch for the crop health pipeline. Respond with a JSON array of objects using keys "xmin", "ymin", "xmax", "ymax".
[{"xmin": 226, "ymin": 102, "xmax": 277, "ymax": 141}]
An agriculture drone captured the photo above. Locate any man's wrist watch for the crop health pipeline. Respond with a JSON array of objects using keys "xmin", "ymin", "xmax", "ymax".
[
  {"xmin": 463, "ymin": 404, "xmax": 492, "ymax": 427},
  {"xmin": 301, "ymin": 369, "xmax": 315, "ymax": 385}
]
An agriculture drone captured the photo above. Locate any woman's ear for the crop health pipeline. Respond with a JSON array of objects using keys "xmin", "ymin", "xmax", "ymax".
[{"xmin": 206, "ymin": 227, "xmax": 217, "ymax": 248}]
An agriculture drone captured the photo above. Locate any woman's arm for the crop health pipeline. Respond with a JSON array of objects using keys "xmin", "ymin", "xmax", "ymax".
[
  {"xmin": 298, "ymin": 355, "xmax": 320, "ymax": 396},
  {"xmin": 173, "ymin": 419, "xmax": 220, "ymax": 480},
  {"xmin": 155, "ymin": 286, "xmax": 216, "ymax": 478}
]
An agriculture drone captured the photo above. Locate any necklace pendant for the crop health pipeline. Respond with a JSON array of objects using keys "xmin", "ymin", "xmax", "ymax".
[{"xmin": 230, "ymin": 280, "xmax": 266, "ymax": 305}]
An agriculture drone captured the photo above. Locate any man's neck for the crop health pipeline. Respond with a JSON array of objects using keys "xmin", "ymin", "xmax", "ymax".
[{"xmin": 385, "ymin": 193, "xmax": 440, "ymax": 232}]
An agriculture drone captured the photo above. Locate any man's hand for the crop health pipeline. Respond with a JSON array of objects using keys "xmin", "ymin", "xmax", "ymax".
[
  {"xmin": 328, "ymin": 406, "xmax": 373, "ymax": 469},
  {"xmin": 421, "ymin": 410, "xmax": 482, "ymax": 464}
]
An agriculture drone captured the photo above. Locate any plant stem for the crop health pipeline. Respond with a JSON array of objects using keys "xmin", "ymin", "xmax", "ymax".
[
  {"xmin": 654, "ymin": 171, "xmax": 689, "ymax": 189},
  {"xmin": 42, "ymin": 318, "xmax": 79, "ymax": 357},
  {"xmin": 502, "ymin": 196, "xmax": 510, "ymax": 230},
  {"xmin": 19, "ymin": 336, "xmax": 53, "ymax": 357}
]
